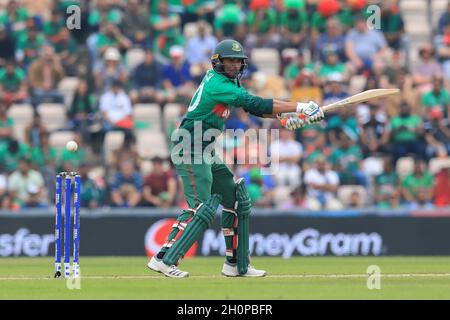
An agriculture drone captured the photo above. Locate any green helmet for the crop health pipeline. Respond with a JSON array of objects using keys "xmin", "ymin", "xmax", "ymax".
[{"xmin": 211, "ymin": 39, "xmax": 248, "ymax": 79}]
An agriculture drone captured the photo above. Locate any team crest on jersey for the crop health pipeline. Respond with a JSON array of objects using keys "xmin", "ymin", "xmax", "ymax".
[
  {"xmin": 213, "ymin": 104, "xmax": 231, "ymax": 119},
  {"xmin": 232, "ymin": 42, "xmax": 241, "ymax": 52}
]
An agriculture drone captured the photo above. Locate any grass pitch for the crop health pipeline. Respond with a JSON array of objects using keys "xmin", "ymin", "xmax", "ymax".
[{"xmin": 1, "ymin": 256, "xmax": 450, "ymax": 299}]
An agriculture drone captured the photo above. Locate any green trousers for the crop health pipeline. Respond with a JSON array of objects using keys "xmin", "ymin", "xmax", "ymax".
[{"xmin": 160, "ymin": 155, "xmax": 238, "ymax": 262}]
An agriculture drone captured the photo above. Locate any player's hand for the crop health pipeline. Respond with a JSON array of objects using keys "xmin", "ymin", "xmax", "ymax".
[
  {"xmin": 278, "ymin": 112, "xmax": 305, "ymax": 131},
  {"xmin": 296, "ymin": 101, "xmax": 325, "ymax": 124}
]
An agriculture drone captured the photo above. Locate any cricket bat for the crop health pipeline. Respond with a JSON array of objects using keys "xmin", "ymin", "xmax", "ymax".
[{"xmin": 279, "ymin": 88, "xmax": 400, "ymax": 125}]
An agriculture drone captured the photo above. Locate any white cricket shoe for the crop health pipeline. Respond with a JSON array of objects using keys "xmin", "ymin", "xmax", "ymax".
[
  {"xmin": 221, "ymin": 262, "xmax": 267, "ymax": 277},
  {"xmin": 147, "ymin": 256, "xmax": 189, "ymax": 278}
]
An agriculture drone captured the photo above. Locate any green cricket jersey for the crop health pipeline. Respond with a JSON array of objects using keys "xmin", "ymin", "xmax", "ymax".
[{"xmin": 177, "ymin": 69, "xmax": 273, "ymax": 150}]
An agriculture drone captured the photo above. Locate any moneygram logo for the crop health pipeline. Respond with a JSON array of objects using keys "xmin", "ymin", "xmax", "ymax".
[
  {"xmin": 144, "ymin": 219, "xmax": 197, "ymax": 258},
  {"xmin": 201, "ymin": 228, "xmax": 383, "ymax": 257}
]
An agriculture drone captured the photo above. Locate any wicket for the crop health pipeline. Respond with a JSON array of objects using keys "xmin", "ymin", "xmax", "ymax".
[{"xmin": 54, "ymin": 172, "xmax": 81, "ymax": 278}]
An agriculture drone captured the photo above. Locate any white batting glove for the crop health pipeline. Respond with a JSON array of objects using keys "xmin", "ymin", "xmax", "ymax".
[
  {"xmin": 277, "ymin": 112, "xmax": 306, "ymax": 131},
  {"xmin": 296, "ymin": 101, "xmax": 325, "ymax": 124}
]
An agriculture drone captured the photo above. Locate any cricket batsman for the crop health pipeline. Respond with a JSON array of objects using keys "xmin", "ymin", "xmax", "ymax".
[{"xmin": 147, "ymin": 39, "xmax": 325, "ymax": 278}]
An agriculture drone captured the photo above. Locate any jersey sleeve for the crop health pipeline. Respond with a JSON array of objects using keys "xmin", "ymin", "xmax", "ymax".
[{"xmin": 208, "ymin": 80, "xmax": 273, "ymax": 117}]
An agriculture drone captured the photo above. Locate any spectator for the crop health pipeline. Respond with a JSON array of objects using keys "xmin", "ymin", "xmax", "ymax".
[
  {"xmin": 29, "ymin": 130, "xmax": 57, "ymax": 203},
  {"xmin": 95, "ymin": 22, "xmax": 131, "ymax": 59},
  {"xmin": 68, "ymin": 79, "xmax": 97, "ymax": 143},
  {"xmin": 318, "ymin": 50, "xmax": 348, "ymax": 84},
  {"xmin": 242, "ymin": 166, "xmax": 273, "ymax": 208},
  {"xmin": 437, "ymin": 1, "xmax": 450, "ymax": 35},
  {"xmin": 412, "ymin": 43, "xmax": 442, "ymax": 93},
  {"xmin": 87, "ymin": 0, "xmax": 122, "ymax": 32},
  {"xmin": 143, "ymin": 157, "xmax": 177, "ymax": 207},
  {"xmin": 279, "ymin": 0, "xmax": 308, "ymax": 50},
  {"xmin": 121, "ymin": 0, "xmax": 152, "ymax": 47},
  {"xmin": 380, "ymin": 1, "xmax": 405, "ymax": 53},
  {"xmin": 326, "ymin": 106, "xmax": 358, "ymax": 147},
  {"xmin": 0, "ymin": 102, "xmax": 14, "ymax": 148},
  {"xmin": 225, "ymin": 108, "xmax": 261, "ymax": 130},
  {"xmin": 28, "ymin": 44, "xmax": 65, "ymax": 109},
  {"xmin": 110, "ymin": 159, "xmax": 143, "ymax": 208},
  {"xmin": 348, "ymin": 190, "xmax": 365, "ymax": 209},
  {"xmin": 434, "ymin": 163, "xmax": 450, "ymax": 207},
  {"xmin": 94, "ymin": 47, "xmax": 128, "ymax": 94},
  {"xmin": 0, "ymin": 164, "xmax": 12, "ymax": 209},
  {"xmin": 278, "ymin": 185, "xmax": 308, "ymax": 209},
  {"xmin": 24, "ymin": 111, "xmax": 48, "ymax": 148},
  {"xmin": 110, "ymin": 134, "xmax": 140, "ymax": 172},
  {"xmin": 245, "ymin": 0, "xmax": 280, "ymax": 49},
  {"xmin": 30, "ymin": 132, "xmax": 57, "ymax": 171},
  {"xmin": 301, "ymin": 130, "xmax": 332, "ymax": 167},
  {"xmin": 310, "ymin": 0, "xmax": 342, "ymax": 36},
  {"xmin": 420, "ymin": 76, "xmax": 450, "ymax": 120},
  {"xmin": 43, "ymin": 9, "xmax": 65, "ymax": 44},
  {"xmin": 0, "ymin": 0, "xmax": 29, "ymax": 41},
  {"xmin": 129, "ymin": 49, "xmax": 164, "ymax": 105},
  {"xmin": 150, "ymin": 0, "xmax": 184, "ymax": 63},
  {"xmin": 52, "ymin": 28, "xmax": 79, "ymax": 76},
  {"xmin": 315, "ymin": 18, "xmax": 346, "ymax": 63},
  {"xmin": 185, "ymin": 20, "xmax": 218, "ymax": 79},
  {"xmin": 329, "ymin": 131, "xmax": 367, "ymax": 186},
  {"xmin": 99, "ymin": 79, "xmax": 134, "ymax": 135},
  {"xmin": 401, "ymin": 159, "xmax": 434, "ymax": 209},
  {"xmin": 388, "ymin": 101, "xmax": 426, "ymax": 163},
  {"xmin": 270, "ymin": 128, "xmax": 303, "ymax": 188},
  {"xmin": 303, "ymin": 155, "xmax": 342, "ymax": 210},
  {"xmin": 424, "ymin": 107, "xmax": 450, "ymax": 159},
  {"xmin": 283, "ymin": 52, "xmax": 315, "ymax": 90},
  {"xmin": 162, "ymin": 46, "xmax": 195, "ymax": 104},
  {"xmin": 79, "ymin": 163, "xmax": 105, "ymax": 209},
  {"xmin": 435, "ymin": 22, "xmax": 450, "ymax": 81},
  {"xmin": 321, "ymin": 73, "xmax": 348, "ymax": 106},
  {"xmin": 345, "ymin": 14, "xmax": 387, "ymax": 76},
  {"xmin": 213, "ymin": 1, "xmax": 244, "ymax": 40},
  {"xmin": 8, "ymin": 157, "xmax": 47, "ymax": 208},
  {"xmin": 359, "ymin": 103, "xmax": 390, "ymax": 157},
  {"xmin": 373, "ymin": 156, "xmax": 401, "ymax": 209},
  {"xmin": 0, "ymin": 59, "xmax": 28, "ymax": 106},
  {"xmin": 0, "ymin": 138, "xmax": 30, "ymax": 173},
  {"xmin": 0, "ymin": 25, "xmax": 16, "ymax": 66},
  {"xmin": 381, "ymin": 50, "xmax": 412, "ymax": 90},
  {"xmin": 15, "ymin": 18, "xmax": 45, "ymax": 69}
]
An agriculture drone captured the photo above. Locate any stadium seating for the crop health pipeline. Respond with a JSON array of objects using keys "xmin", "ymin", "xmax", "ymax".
[
  {"xmin": 337, "ymin": 185, "xmax": 368, "ymax": 207},
  {"xmin": 133, "ymin": 103, "xmax": 162, "ymax": 131},
  {"xmin": 362, "ymin": 157, "xmax": 384, "ymax": 177},
  {"xmin": 163, "ymin": 103, "xmax": 182, "ymax": 125},
  {"xmin": 183, "ymin": 22, "xmax": 199, "ymax": 39},
  {"xmin": 6, "ymin": 103, "xmax": 34, "ymax": 142},
  {"xmin": 251, "ymin": 48, "xmax": 280, "ymax": 75},
  {"xmin": 429, "ymin": 157, "xmax": 450, "ymax": 174},
  {"xmin": 103, "ymin": 130, "xmax": 125, "ymax": 165},
  {"xmin": 136, "ymin": 129, "xmax": 169, "ymax": 159},
  {"xmin": 49, "ymin": 131, "xmax": 76, "ymax": 150},
  {"xmin": 126, "ymin": 48, "xmax": 145, "ymax": 70},
  {"xmin": 273, "ymin": 185, "xmax": 293, "ymax": 207},
  {"xmin": 36, "ymin": 103, "xmax": 67, "ymax": 131},
  {"xmin": 399, "ymin": 0, "xmax": 428, "ymax": 12},
  {"xmin": 396, "ymin": 156, "xmax": 415, "ymax": 177}
]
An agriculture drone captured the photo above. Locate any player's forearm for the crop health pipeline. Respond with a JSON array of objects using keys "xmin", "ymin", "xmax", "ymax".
[{"xmin": 271, "ymin": 99, "xmax": 298, "ymax": 115}]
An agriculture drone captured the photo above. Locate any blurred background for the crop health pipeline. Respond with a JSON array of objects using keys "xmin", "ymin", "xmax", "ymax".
[{"xmin": 0, "ymin": 0, "xmax": 450, "ymax": 258}]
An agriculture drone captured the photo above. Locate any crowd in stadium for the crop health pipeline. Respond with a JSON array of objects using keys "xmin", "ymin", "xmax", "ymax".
[{"xmin": 0, "ymin": 0, "xmax": 449, "ymax": 211}]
